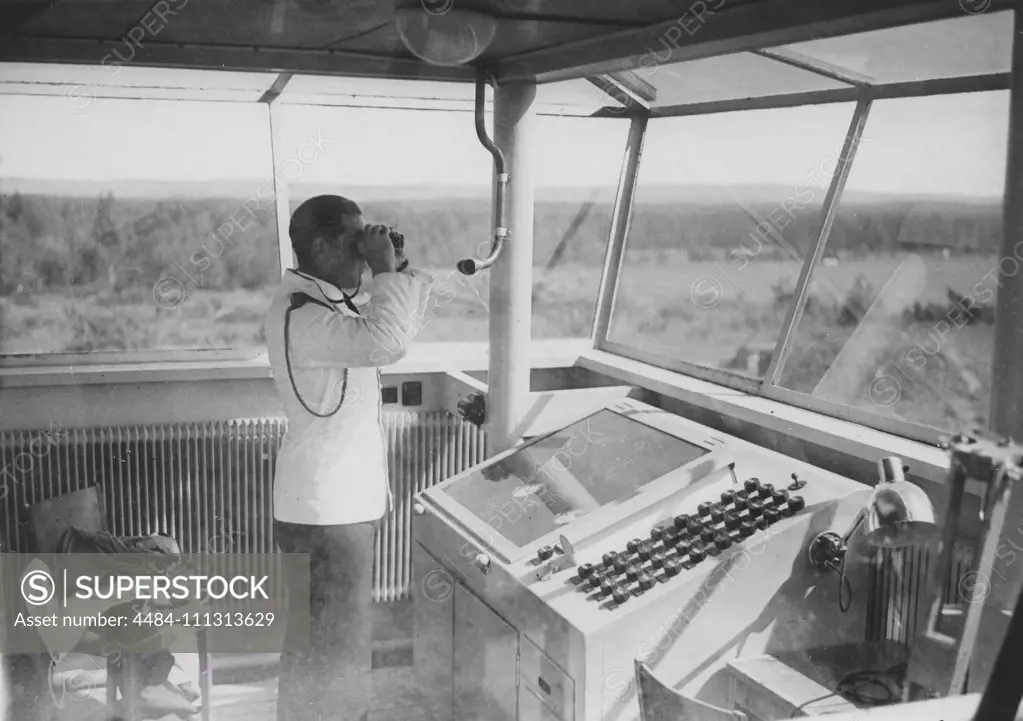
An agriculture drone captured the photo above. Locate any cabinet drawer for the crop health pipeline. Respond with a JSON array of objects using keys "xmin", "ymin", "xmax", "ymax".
[
  {"xmin": 519, "ymin": 637, "xmax": 574, "ymax": 721},
  {"xmin": 519, "ymin": 685, "xmax": 563, "ymax": 721}
]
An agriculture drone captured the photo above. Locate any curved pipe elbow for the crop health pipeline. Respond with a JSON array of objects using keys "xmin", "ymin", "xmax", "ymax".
[
  {"xmin": 458, "ymin": 67, "xmax": 508, "ymax": 276},
  {"xmin": 458, "ymin": 230, "xmax": 507, "ymax": 276}
]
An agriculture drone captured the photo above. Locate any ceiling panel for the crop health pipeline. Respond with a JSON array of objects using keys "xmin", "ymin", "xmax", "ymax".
[
  {"xmin": 645, "ymin": 52, "xmax": 849, "ymax": 108},
  {"xmin": 12, "ymin": 0, "xmax": 158, "ymax": 37},
  {"xmin": 329, "ymin": 19, "xmax": 626, "ymax": 60},
  {"xmin": 775, "ymin": 10, "xmax": 1012, "ymax": 84}
]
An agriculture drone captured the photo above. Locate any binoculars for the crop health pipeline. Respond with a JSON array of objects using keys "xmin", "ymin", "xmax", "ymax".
[{"xmin": 387, "ymin": 229, "xmax": 404, "ymax": 253}]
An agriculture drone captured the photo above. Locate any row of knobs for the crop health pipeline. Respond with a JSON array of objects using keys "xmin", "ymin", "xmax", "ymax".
[{"xmin": 575, "ymin": 479, "xmax": 805, "ymax": 605}]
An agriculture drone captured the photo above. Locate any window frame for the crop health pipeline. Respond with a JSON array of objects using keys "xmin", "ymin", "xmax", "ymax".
[{"xmin": 592, "ymin": 63, "xmax": 1012, "ymax": 447}]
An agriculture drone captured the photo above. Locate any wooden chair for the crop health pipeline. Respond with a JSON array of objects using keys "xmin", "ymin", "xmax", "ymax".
[
  {"xmin": 635, "ymin": 659, "xmax": 747, "ymax": 721},
  {"xmin": 27, "ymin": 486, "xmax": 211, "ymax": 721}
]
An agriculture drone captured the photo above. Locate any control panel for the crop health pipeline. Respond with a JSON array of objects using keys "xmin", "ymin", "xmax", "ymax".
[
  {"xmin": 572, "ymin": 475, "xmax": 805, "ymax": 608},
  {"xmin": 411, "ymin": 397, "xmax": 872, "ymax": 721}
]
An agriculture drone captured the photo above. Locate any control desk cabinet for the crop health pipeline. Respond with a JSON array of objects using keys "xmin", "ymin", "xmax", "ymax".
[{"xmin": 412, "ymin": 398, "xmax": 874, "ymax": 721}]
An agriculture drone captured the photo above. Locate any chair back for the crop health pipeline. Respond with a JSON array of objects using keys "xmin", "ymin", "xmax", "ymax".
[
  {"xmin": 635, "ymin": 659, "xmax": 747, "ymax": 721},
  {"xmin": 27, "ymin": 486, "xmax": 106, "ymax": 553}
]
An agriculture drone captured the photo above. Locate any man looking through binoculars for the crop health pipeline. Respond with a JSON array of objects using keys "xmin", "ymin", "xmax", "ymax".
[{"xmin": 264, "ymin": 194, "xmax": 431, "ymax": 721}]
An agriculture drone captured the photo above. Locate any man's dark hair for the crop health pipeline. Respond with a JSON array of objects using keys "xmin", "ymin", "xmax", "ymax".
[{"xmin": 289, "ymin": 194, "xmax": 362, "ymax": 267}]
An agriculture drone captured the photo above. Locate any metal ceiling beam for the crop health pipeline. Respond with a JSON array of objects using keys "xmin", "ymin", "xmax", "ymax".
[
  {"xmin": 495, "ymin": 0, "xmax": 1020, "ymax": 83},
  {"xmin": 753, "ymin": 48, "xmax": 871, "ymax": 87},
  {"xmin": 0, "ymin": 36, "xmax": 478, "ymax": 83},
  {"xmin": 588, "ymin": 72, "xmax": 1011, "ymax": 119}
]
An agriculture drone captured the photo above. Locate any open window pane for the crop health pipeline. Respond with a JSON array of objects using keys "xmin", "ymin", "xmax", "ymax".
[
  {"xmin": 532, "ymin": 116, "xmax": 627, "ymax": 339},
  {"xmin": 0, "ymin": 63, "xmax": 276, "ymax": 102},
  {"xmin": 607, "ymin": 103, "xmax": 855, "ymax": 377},
  {"xmin": 775, "ymin": 92, "xmax": 1008, "ymax": 432},
  {"xmin": 277, "ymin": 103, "xmax": 628, "ymax": 342},
  {"xmin": 641, "ymin": 52, "xmax": 849, "ymax": 108},
  {"xmin": 0, "ymin": 94, "xmax": 279, "ymax": 356},
  {"xmin": 276, "ymin": 104, "xmax": 493, "ymax": 342},
  {"xmin": 775, "ymin": 11, "xmax": 1012, "ymax": 85}
]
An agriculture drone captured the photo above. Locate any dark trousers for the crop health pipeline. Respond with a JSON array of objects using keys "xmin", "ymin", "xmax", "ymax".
[{"xmin": 275, "ymin": 520, "xmax": 376, "ymax": 721}]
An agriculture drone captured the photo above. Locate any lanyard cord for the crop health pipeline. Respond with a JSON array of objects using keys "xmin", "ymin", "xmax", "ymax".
[{"xmin": 284, "ymin": 290, "xmax": 360, "ymax": 418}]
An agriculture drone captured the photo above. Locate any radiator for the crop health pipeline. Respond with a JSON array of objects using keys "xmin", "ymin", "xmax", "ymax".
[
  {"xmin": 868, "ymin": 542, "xmax": 978, "ymax": 643},
  {"xmin": 0, "ymin": 412, "xmax": 485, "ymax": 603}
]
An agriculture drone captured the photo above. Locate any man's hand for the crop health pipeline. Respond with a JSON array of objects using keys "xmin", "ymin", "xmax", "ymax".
[{"xmin": 357, "ymin": 224, "xmax": 397, "ymax": 276}]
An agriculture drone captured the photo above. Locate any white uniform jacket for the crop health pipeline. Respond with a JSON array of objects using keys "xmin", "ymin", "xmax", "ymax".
[{"xmin": 265, "ymin": 268, "xmax": 430, "ymax": 525}]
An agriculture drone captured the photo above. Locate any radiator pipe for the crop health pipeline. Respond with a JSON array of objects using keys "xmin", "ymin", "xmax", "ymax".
[{"xmin": 457, "ymin": 67, "xmax": 508, "ymax": 276}]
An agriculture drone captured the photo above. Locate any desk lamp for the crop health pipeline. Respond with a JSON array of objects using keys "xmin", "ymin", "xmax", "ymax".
[{"xmin": 809, "ymin": 457, "xmax": 938, "ymax": 577}]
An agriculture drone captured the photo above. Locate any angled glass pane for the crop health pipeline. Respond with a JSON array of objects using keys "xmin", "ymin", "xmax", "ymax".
[
  {"xmin": 535, "ymin": 78, "xmax": 626, "ymax": 116},
  {"xmin": 638, "ymin": 52, "xmax": 849, "ymax": 108},
  {"xmin": 775, "ymin": 92, "xmax": 1008, "ymax": 433},
  {"xmin": 776, "ymin": 11, "xmax": 1012, "ymax": 84},
  {"xmin": 0, "ymin": 95, "xmax": 279, "ymax": 356},
  {"xmin": 0, "ymin": 62, "xmax": 276, "ymax": 102},
  {"xmin": 608, "ymin": 103, "xmax": 855, "ymax": 377}
]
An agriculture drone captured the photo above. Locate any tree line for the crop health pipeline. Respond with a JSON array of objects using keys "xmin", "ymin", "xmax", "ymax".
[{"xmin": 0, "ymin": 190, "xmax": 1002, "ymax": 296}]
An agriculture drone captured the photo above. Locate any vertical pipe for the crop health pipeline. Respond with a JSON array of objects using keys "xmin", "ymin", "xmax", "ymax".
[{"xmin": 486, "ymin": 80, "xmax": 537, "ymax": 455}]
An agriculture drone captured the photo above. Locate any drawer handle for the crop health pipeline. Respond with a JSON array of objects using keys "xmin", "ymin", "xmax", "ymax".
[{"xmin": 537, "ymin": 676, "xmax": 552, "ymax": 695}]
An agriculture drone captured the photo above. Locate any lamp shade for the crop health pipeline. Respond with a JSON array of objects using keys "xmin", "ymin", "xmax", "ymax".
[
  {"xmin": 863, "ymin": 472, "xmax": 938, "ymax": 548},
  {"xmin": 395, "ymin": 8, "xmax": 497, "ymax": 67}
]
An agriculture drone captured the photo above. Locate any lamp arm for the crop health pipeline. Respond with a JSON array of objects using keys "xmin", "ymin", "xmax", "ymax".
[{"xmin": 841, "ymin": 507, "xmax": 868, "ymax": 546}]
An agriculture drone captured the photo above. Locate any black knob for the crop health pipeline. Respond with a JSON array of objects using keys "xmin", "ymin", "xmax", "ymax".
[
  {"xmin": 739, "ymin": 521, "xmax": 755, "ymax": 537},
  {"xmin": 627, "ymin": 538, "xmax": 643, "ymax": 554},
  {"xmin": 710, "ymin": 508, "xmax": 724, "ymax": 524},
  {"xmin": 689, "ymin": 545, "xmax": 706, "ymax": 563},
  {"xmin": 700, "ymin": 527, "xmax": 715, "ymax": 543},
  {"xmin": 735, "ymin": 490, "xmax": 750, "ymax": 503},
  {"xmin": 673, "ymin": 514, "xmax": 691, "ymax": 531},
  {"xmin": 638, "ymin": 574, "xmax": 656, "ymax": 591},
  {"xmin": 664, "ymin": 559, "xmax": 681, "ymax": 577},
  {"xmin": 687, "ymin": 518, "xmax": 703, "ymax": 536},
  {"xmin": 698, "ymin": 502, "xmax": 713, "ymax": 517},
  {"xmin": 715, "ymin": 533, "xmax": 731, "ymax": 550},
  {"xmin": 578, "ymin": 563, "xmax": 595, "ymax": 578},
  {"xmin": 748, "ymin": 500, "xmax": 764, "ymax": 518},
  {"xmin": 789, "ymin": 495, "xmax": 805, "ymax": 512},
  {"xmin": 600, "ymin": 577, "xmax": 615, "ymax": 595},
  {"xmin": 661, "ymin": 528, "xmax": 678, "ymax": 547},
  {"xmin": 676, "ymin": 541, "xmax": 692, "ymax": 557},
  {"xmin": 744, "ymin": 478, "xmax": 760, "ymax": 492},
  {"xmin": 771, "ymin": 489, "xmax": 789, "ymax": 505},
  {"xmin": 612, "ymin": 587, "xmax": 630, "ymax": 604},
  {"xmin": 625, "ymin": 564, "xmax": 641, "ymax": 582},
  {"xmin": 760, "ymin": 483, "xmax": 775, "ymax": 497},
  {"xmin": 651, "ymin": 552, "xmax": 666, "ymax": 569},
  {"xmin": 613, "ymin": 558, "xmax": 628, "ymax": 574},
  {"xmin": 779, "ymin": 504, "xmax": 794, "ymax": 517},
  {"xmin": 724, "ymin": 513, "xmax": 740, "ymax": 530},
  {"xmin": 603, "ymin": 552, "xmax": 619, "ymax": 568},
  {"xmin": 734, "ymin": 496, "xmax": 749, "ymax": 511},
  {"xmin": 538, "ymin": 545, "xmax": 554, "ymax": 561},
  {"xmin": 638, "ymin": 543, "xmax": 653, "ymax": 561},
  {"xmin": 651, "ymin": 526, "xmax": 665, "ymax": 542},
  {"xmin": 588, "ymin": 574, "xmax": 602, "ymax": 589},
  {"xmin": 765, "ymin": 508, "xmax": 781, "ymax": 525},
  {"xmin": 755, "ymin": 516, "xmax": 769, "ymax": 530},
  {"xmin": 721, "ymin": 490, "xmax": 736, "ymax": 505}
]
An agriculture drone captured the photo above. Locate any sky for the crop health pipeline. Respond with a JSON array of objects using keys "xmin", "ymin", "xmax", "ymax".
[{"xmin": 0, "ymin": 75, "xmax": 1010, "ymax": 198}]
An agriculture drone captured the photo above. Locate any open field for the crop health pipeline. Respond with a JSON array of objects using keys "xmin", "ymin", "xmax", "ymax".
[{"xmin": 1, "ymin": 253, "xmax": 997, "ymax": 433}]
